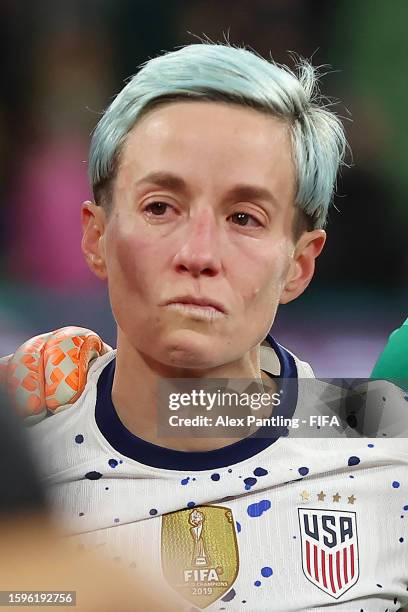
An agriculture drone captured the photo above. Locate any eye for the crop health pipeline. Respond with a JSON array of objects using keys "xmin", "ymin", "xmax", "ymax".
[
  {"xmin": 229, "ymin": 212, "xmax": 262, "ymax": 227},
  {"xmin": 144, "ymin": 201, "xmax": 171, "ymax": 215}
]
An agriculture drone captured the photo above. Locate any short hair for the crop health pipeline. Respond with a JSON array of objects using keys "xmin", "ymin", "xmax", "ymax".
[{"xmin": 89, "ymin": 43, "xmax": 347, "ymax": 230}]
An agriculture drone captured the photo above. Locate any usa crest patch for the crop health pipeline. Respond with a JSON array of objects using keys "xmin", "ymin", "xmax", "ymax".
[{"xmin": 298, "ymin": 508, "xmax": 359, "ymax": 599}]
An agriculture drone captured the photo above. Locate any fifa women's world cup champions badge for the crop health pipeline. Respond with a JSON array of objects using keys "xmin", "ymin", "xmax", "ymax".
[{"xmin": 161, "ymin": 505, "xmax": 239, "ymax": 608}]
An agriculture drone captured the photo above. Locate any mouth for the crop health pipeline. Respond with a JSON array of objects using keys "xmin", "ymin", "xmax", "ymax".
[{"xmin": 163, "ymin": 296, "xmax": 227, "ymax": 319}]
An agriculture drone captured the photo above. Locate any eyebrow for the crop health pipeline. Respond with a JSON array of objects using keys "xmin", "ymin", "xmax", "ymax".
[
  {"xmin": 134, "ymin": 171, "xmax": 279, "ymax": 208},
  {"xmin": 135, "ymin": 172, "xmax": 190, "ymax": 195}
]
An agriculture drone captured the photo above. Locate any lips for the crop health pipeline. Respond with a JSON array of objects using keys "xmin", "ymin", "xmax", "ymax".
[{"xmin": 164, "ymin": 296, "xmax": 226, "ymax": 314}]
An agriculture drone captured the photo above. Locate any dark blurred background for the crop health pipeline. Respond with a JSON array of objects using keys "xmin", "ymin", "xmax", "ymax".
[{"xmin": 1, "ymin": 0, "xmax": 407, "ymax": 376}]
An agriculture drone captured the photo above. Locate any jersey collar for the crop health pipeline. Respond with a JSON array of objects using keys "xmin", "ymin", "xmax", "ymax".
[{"xmin": 95, "ymin": 333, "xmax": 298, "ymax": 471}]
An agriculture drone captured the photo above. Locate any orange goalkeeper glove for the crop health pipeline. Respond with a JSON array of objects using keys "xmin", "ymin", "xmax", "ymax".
[{"xmin": 0, "ymin": 327, "xmax": 112, "ymax": 423}]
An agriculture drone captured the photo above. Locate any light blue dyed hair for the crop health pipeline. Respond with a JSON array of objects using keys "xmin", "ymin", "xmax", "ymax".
[{"xmin": 89, "ymin": 43, "xmax": 347, "ymax": 229}]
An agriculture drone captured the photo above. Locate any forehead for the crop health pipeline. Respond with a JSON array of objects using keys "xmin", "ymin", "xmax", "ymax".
[{"xmin": 116, "ymin": 101, "xmax": 296, "ymax": 203}]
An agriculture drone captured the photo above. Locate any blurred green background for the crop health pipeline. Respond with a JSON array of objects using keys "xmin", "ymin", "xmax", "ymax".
[{"xmin": 0, "ymin": 0, "xmax": 407, "ymax": 375}]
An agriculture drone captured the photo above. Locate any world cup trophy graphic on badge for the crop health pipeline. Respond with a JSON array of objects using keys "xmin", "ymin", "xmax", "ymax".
[{"xmin": 189, "ymin": 509, "xmax": 210, "ymax": 567}]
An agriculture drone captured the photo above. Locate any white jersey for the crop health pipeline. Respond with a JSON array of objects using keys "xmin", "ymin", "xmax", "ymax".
[{"xmin": 29, "ymin": 335, "xmax": 408, "ymax": 611}]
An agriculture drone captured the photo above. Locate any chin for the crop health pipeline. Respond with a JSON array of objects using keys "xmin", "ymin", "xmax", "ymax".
[{"xmin": 159, "ymin": 329, "xmax": 223, "ymax": 370}]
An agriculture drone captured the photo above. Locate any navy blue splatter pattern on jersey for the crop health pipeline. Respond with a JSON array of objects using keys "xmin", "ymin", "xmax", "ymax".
[
  {"xmin": 253, "ymin": 467, "xmax": 268, "ymax": 477},
  {"xmin": 247, "ymin": 500, "xmax": 271, "ymax": 517},
  {"xmin": 221, "ymin": 589, "xmax": 236, "ymax": 602},
  {"xmin": 298, "ymin": 467, "xmax": 309, "ymax": 476},
  {"xmin": 85, "ymin": 471, "xmax": 102, "ymax": 480}
]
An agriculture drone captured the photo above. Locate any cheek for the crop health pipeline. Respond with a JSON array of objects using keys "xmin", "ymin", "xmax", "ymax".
[
  {"xmin": 239, "ymin": 240, "xmax": 291, "ymax": 304},
  {"xmin": 105, "ymin": 220, "xmax": 157, "ymax": 294}
]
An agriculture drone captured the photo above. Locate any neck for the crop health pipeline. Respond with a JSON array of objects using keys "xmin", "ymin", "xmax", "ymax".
[{"xmin": 111, "ymin": 330, "xmax": 276, "ymax": 452}]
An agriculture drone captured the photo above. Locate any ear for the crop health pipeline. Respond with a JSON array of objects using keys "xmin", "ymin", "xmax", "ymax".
[
  {"xmin": 279, "ymin": 230, "xmax": 326, "ymax": 304},
  {"xmin": 81, "ymin": 201, "xmax": 108, "ymax": 280}
]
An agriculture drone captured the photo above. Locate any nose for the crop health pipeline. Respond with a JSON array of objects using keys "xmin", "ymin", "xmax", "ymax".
[{"xmin": 172, "ymin": 207, "xmax": 222, "ymax": 278}]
